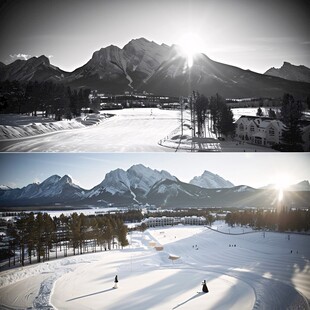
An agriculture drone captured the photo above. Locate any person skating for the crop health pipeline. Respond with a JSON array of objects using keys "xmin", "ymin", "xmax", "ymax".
[
  {"xmin": 114, "ymin": 275, "xmax": 118, "ymax": 289},
  {"xmin": 202, "ymin": 280, "xmax": 209, "ymax": 293}
]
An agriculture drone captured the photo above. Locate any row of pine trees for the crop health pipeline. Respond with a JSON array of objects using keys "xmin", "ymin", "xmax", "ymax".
[
  {"xmin": 5, "ymin": 212, "xmax": 128, "ymax": 267},
  {"xmin": 192, "ymin": 92, "xmax": 235, "ymax": 138},
  {"xmin": 0, "ymin": 80, "xmax": 91, "ymax": 119},
  {"xmin": 225, "ymin": 209, "xmax": 310, "ymax": 232}
]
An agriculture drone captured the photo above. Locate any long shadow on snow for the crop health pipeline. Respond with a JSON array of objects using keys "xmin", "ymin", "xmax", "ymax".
[
  {"xmin": 66, "ymin": 287, "xmax": 115, "ymax": 302},
  {"xmin": 172, "ymin": 292, "xmax": 206, "ymax": 309}
]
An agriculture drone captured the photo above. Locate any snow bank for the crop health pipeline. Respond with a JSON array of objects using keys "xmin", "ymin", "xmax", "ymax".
[{"xmin": 0, "ymin": 113, "xmax": 111, "ymax": 140}]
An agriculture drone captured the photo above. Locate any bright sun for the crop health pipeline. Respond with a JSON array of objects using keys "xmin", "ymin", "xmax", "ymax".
[
  {"xmin": 274, "ymin": 176, "xmax": 291, "ymax": 202},
  {"xmin": 177, "ymin": 32, "xmax": 205, "ymax": 68}
]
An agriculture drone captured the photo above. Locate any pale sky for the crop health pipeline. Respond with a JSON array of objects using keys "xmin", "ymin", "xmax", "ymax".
[
  {"xmin": 0, "ymin": 153, "xmax": 309, "ymax": 190},
  {"xmin": 0, "ymin": 0, "xmax": 309, "ymax": 73}
]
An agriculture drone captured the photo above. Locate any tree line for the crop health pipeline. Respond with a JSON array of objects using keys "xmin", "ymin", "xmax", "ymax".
[
  {"xmin": 256, "ymin": 93, "xmax": 306, "ymax": 151},
  {"xmin": 0, "ymin": 80, "xmax": 90, "ymax": 119},
  {"xmin": 191, "ymin": 92, "xmax": 235, "ymax": 138},
  {"xmin": 225, "ymin": 209, "xmax": 310, "ymax": 232},
  {"xmin": 4, "ymin": 212, "xmax": 128, "ymax": 267},
  {"xmin": 144, "ymin": 208, "xmax": 215, "ymax": 226}
]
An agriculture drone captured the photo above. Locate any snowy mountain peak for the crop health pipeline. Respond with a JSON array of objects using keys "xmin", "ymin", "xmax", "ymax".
[
  {"xmin": 0, "ymin": 185, "xmax": 12, "ymax": 190},
  {"xmin": 189, "ymin": 170, "xmax": 234, "ymax": 189},
  {"xmin": 41, "ymin": 175, "xmax": 62, "ymax": 185},
  {"xmin": 87, "ymin": 165, "xmax": 176, "ymax": 200},
  {"xmin": 59, "ymin": 175, "xmax": 73, "ymax": 185}
]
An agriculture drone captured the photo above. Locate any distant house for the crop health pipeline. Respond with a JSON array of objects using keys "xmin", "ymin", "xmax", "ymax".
[
  {"xmin": 235, "ymin": 115, "xmax": 309, "ymax": 150},
  {"xmin": 235, "ymin": 116, "xmax": 284, "ymax": 147}
]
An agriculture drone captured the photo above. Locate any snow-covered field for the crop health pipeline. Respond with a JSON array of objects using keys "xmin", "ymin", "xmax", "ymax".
[
  {"xmin": 0, "ymin": 108, "xmax": 276, "ymax": 152},
  {"xmin": 1, "ymin": 223, "xmax": 309, "ymax": 309},
  {"xmin": 0, "ymin": 109, "xmax": 180, "ymax": 152}
]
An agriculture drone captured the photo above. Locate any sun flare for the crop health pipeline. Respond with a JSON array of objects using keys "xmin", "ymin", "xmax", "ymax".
[
  {"xmin": 274, "ymin": 176, "xmax": 291, "ymax": 202},
  {"xmin": 177, "ymin": 32, "xmax": 205, "ymax": 68}
]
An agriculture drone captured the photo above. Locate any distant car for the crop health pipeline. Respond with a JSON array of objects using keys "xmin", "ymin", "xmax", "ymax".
[{"xmin": 218, "ymin": 137, "xmax": 225, "ymax": 141}]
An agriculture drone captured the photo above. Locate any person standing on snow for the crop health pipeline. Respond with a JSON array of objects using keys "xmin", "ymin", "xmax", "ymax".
[
  {"xmin": 114, "ymin": 275, "xmax": 118, "ymax": 289},
  {"xmin": 202, "ymin": 280, "xmax": 209, "ymax": 293}
]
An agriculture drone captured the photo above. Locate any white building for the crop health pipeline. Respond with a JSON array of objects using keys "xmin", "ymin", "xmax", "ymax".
[
  {"xmin": 236, "ymin": 116, "xmax": 285, "ymax": 147},
  {"xmin": 143, "ymin": 216, "xmax": 206, "ymax": 227}
]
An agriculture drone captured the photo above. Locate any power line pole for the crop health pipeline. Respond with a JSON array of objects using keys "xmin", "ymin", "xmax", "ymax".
[{"xmin": 180, "ymin": 96, "xmax": 183, "ymax": 137}]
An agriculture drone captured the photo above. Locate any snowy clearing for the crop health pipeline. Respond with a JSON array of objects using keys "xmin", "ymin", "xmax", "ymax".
[
  {"xmin": 0, "ymin": 109, "xmax": 276, "ymax": 152},
  {"xmin": 0, "ymin": 109, "xmax": 180, "ymax": 152},
  {"xmin": 0, "ymin": 223, "xmax": 309, "ymax": 309}
]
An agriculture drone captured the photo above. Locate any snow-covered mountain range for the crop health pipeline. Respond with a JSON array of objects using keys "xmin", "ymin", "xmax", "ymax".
[
  {"xmin": 1, "ymin": 38, "xmax": 310, "ymax": 98},
  {"xmin": 0, "ymin": 164, "xmax": 309, "ymax": 209},
  {"xmin": 264, "ymin": 62, "xmax": 310, "ymax": 83}
]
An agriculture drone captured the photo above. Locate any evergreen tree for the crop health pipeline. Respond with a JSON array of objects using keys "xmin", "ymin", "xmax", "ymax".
[
  {"xmin": 280, "ymin": 93, "xmax": 303, "ymax": 151},
  {"xmin": 256, "ymin": 107, "xmax": 263, "ymax": 116},
  {"xmin": 194, "ymin": 93, "xmax": 209, "ymax": 137},
  {"xmin": 217, "ymin": 104, "xmax": 235, "ymax": 137},
  {"xmin": 268, "ymin": 108, "xmax": 276, "ymax": 119}
]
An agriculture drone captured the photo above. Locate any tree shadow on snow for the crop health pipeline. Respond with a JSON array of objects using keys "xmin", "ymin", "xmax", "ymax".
[
  {"xmin": 172, "ymin": 292, "xmax": 206, "ymax": 309},
  {"xmin": 66, "ymin": 287, "xmax": 115, "ymax": 302}
]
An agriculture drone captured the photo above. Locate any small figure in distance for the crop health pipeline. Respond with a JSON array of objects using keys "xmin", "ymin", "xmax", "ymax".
[
  {"xmin": 202, "ymin": 280, "xmax": 209, "ymax": 293},
  {"xmin": 114, "ymin": 275, "xmax": 118, "ymax": 289}
]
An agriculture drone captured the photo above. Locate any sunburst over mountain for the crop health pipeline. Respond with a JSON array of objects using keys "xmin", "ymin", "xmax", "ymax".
[{"xmin": 1, "ymin": 38, "xmax": 310, "ymax": 98}]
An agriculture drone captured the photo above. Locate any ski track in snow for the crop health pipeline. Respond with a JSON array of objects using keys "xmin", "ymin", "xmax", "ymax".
[{"xmin": 0, "ymin": 223, "xmax": 309, "ymax": 309}]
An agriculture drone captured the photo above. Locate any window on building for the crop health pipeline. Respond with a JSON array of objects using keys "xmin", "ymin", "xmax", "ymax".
[
  {"xmin": 269, "ymin": 128, "xmax": 275, "ymax": 136},
  {"xmin": 239, "ymin": 124, "xmax": 244, "ymax": 131},
  {"xmin": 250, "ymin": 125, "xmax": 254, "ymax": 132}
]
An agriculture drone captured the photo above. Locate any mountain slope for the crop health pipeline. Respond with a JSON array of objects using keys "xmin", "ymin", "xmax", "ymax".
[
  {"xmin": 2, "ymin": 38, "xmax": 310, "ymax": 98},
  {"xmin": 190, "ymin": 170, "xmax": 234, "ymax": 188},
  {"xmin": 0, "ymin": 174, "xmax": 84, "ymax": 204},
  {"xmin": 287, "ymin": 180, "xmax": 310, "ymax": 191},
  {"xmin": 0, "ymin": 56, "xmax": 68, "ymax": 82},
  {"xmin": 0, "ymin": 167, "xmax": 309, "ymax": 209},
  {"xmin": 264, "ymin": 62, "xmax": 310, "ymax": 83},
  {"xmin": 86, "ymin": 164, "xmax": 176, "ymax": 204}
]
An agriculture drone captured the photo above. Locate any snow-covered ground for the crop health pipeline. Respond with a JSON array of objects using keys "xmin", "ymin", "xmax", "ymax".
[
  {"xmin": 231, "ymin": 107, "xmax": 280, "ymax": 121},
  {"xmin": 0, "ymin": 108, "xmax": 276, "ymax": 152},
  {"xmin": 0, "ymin": 223, "xmax": 309, "ymax": 309},
  {"xmin": 0, "ymin": 113, "xmax": 112, "ymax": 140},
  {"xmin": 0, "ymin": 109, "xmax": 180, "ymax": 152}
]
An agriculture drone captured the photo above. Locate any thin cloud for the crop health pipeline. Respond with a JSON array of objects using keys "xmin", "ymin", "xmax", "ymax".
[{"xmin": 9, "ymin": 53, "xmax": 32, "ymax": 62}]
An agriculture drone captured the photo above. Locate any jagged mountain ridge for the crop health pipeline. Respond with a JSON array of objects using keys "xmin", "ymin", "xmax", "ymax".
[
  {"xmin": 85, "ymin": 164, "xmax": 177, "ymax": 203},
  {"xmin": 0, "ymin": 55, "xmax": 68, "ymax": 82},
  {"xmin": 264, "ymin": 62, "xmax": 310, "ymax": 83},
  {"xmin": 1, "ymin": 38, "xmax": 310, "ymax": 98},
  {"xmin": 189, "ymin": 170, "xmax": 234, "ymax": 188},
  {"xmin": 0, "ymin": 165, "xmax": 309, "ymax": 208},
  {"xmin": 0, "ymin": 174, "xmax": 84, "ymax": 204}
]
